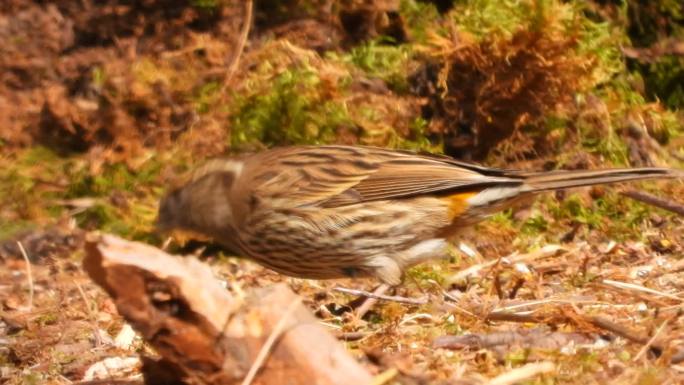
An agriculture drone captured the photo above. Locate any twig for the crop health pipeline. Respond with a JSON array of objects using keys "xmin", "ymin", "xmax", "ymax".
[
  {"xmin": 74, "ymin": 279, "xmax": 95, "ymax": 317},
  {"xmin": 620, "ymin": 190, "xmax": 684, "ymax": 216},
  {"xmin": 354, "ymin": 283, "xmax": 389, "ymax": 319},
  {"xmin": 601, "ymin": 279, "xmax": 683, "ymax": 302},
  {"xmin": 486, "ymin": 311, "xmax": 541, "ymax": 323},
  {"xmin": 333, "ymin": 286, "xmax": 428, "ymax": 305},
  {"xmin": 621, "ymin": 40, "xmax": 684, "ymax": 62},
  {"xmin": 16, "ymin": 242, "xmax": 34, "ymax": 312},
  {"xmin": 483, "ymin": 304, "xmax": 669, "ymax": 360},
  {"xmin": 335, "ymin": 331, "xmax": 370, "ymax": 341},
  {"xmin": 448, "ymin": 245, "xmax": 566, "ymax": 283},
  {"xmin": 485, "ymin": 361, "xmax": 555, "ymax": 385},
  {"xmin": 240, "ymin": 298, "xmax": 301, "ymax": 385},
  {"xmin": 74, "ymin": 278, "xmax": 102, "ymax": 346},
  {"xmin": 588, "ymin": 316, "xmax": 663, "ymax": 356},
  {"xmin": 224, "ymin": 0, "xmax": 253, "ymax": 86},
  {"xmin": 493, "ymin": 298, "xmax": 603, "ymax": 313},
  {"xmin": 633, "ymin": 319, "xmax": 669, "ymax": 361}
]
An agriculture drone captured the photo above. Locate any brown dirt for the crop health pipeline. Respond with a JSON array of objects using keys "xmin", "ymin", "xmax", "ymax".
[
  {"xmin": 0, "ymin": 0, "xmax": 413, "ymax": 166},
  {"xmin": 0, "ymin": 0, "xmax": 244, "ymax": 164}
]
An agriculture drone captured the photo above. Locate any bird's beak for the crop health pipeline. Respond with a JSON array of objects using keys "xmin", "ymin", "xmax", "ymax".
[{"xmin": 159, "ymin": 228, "xmax": 214, "ymax": 247}]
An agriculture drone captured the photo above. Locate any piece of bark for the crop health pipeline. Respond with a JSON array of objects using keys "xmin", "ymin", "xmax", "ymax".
[{"xmin": 83, "ymin": 234, "xmax": 372, "ymax": 385}]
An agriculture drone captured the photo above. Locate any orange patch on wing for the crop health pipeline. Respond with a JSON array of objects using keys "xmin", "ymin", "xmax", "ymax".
[{"xmin": 442, "ymin": 192, "xmax": 477, "ymax": 221}]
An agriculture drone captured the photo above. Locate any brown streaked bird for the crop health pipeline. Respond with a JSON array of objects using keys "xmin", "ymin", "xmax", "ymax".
[{"xmin": 157, "ymin": 145, "xmax": 682, "ymax": 285}]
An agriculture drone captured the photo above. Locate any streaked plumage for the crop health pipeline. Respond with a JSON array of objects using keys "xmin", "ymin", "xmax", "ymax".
[{"xmin": 157, "ymin": 145, "xmax": 681, "ymax": 285}]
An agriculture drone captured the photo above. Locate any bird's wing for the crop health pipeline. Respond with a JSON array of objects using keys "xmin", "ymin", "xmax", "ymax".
[{"xmin": 249, "ymin": 146, "xmax": 523, "ymax": 208}]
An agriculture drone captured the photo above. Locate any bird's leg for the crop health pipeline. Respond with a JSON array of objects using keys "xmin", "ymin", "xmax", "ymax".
[{"xmin": 346, "ymin": 256, "xmax": 402, "ymax": 318}]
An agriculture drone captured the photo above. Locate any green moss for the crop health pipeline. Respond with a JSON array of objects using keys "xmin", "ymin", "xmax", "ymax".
[
  {"xmin": 402, "ymin": 117, "xmax": 439, "ymax": 151},
  {"xmin": 579, "ymin": 129, "xmax": 630, "ymax": 166},
  {"xmin": 0, "ymin": 221, "xmax": 35, "ymax": 241},
  {"xmin": 0, "ymin": 147, "xmax": 65, "ymax": 224},
  {"xmin": 450, "ymin": 0, "xmax": 537, "ymax": 39},
  {"xmin": 0, "ymin": 146, "xmax": 164, "ymax": 243},
  {"xmin": 399, "ymin": 0, "xmax": 441, "ymax": 43},
  {"xmin": 190, "ymin": 0, "xmax": 222, "ymax": 9},
  {"xmin": 231, "ymin": 67, "xmax": 352, "ymax": 149},
  {"xmin": 635, "ymin": 367, "xmax": 665, "ymax": 385},
  {"xmin": 21, "ymin": 372, "xmax": 44, "ymax": 385},
  {"xmin": 642, "ymin": 57, "xmax": 684, "ymax": 110},
  {"xmin": 406, "ymin": 264, "xmax": 445, "ymax": 286},
  {"xmin": 575, "ymin": 4, "xmax": 626, "ymax": 85},
  {"xmin": 521, "ymin": 213, "xmax": 549, "ymax": 236},
  {"xmin": 544, "ymin": 191, "xmax": 655, "ymax": 240},
  {"xmin": 338, "ymin": 40, "xmax": 414, "ymax": 93},
  {"xmin": 504, "ymin": 348, "xmax": 531, "ymax": 366},
  {"xmin": 66, "ymin": 162, "xmax": 160, "ymax": 198},
  {"xmin": 91, "ymin": 66, "xmax": 106, "ymax": 89},
  {"xmin": 35, "ymin": 313, "xmax": 59, "ymax": 326},
  {"xmin": 192, "ymin": 81, "xmax": 222, "ymax": 114}
]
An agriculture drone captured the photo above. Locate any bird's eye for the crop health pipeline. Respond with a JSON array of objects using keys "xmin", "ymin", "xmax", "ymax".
[{"xmin": 157, "ymin": 189, "xmax": 182, "ymax": 230}]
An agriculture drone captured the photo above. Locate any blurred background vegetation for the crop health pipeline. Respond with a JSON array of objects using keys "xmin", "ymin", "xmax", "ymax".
[{"xmin": 0, "ymin": 0, "xmax": 683, "ymax": 247}]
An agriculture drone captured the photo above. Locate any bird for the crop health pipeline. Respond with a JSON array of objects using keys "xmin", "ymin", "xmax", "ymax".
[{"xmin": 156, "ymin": 145, "xmax": 682, "ymax": 286}]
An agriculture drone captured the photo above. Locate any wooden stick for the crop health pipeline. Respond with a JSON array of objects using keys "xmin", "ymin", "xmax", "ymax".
[
  {"xmin": 620, "ymin": 189, "xmax": 684, "ymax": 216},
  {"xmin": 224, "ymin": 0, "xmax": 253, "ymax": 85},
  {"xmin": 333, "ymin": 286, "xmax": 428, "ymax": 305},
  {"xmin": 354, "ymin": 283, "xmax": 389, "ymax": 319},
  {"xmin": 588, "ymin": 316, "xmax": 664, "ymax": 356},
  {"xmin": 483, "ymin": 309, "xmax": 666, "ymax": 359},
  {"xmin": 16, "ymin": 241, "xmax": 33, "ymax": 312},
  {"xmin": 633, "ymin": 320, "xmax": 669, "ymax": 362}
]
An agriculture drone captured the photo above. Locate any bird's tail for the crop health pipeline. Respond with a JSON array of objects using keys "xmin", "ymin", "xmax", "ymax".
[
  {"xmin": 461, "ymin": 167, "xmax": 682, "ymax": 220},
  {"xmin": 520, "ymin": 167, "xmax": 680, "ymax": 193}
]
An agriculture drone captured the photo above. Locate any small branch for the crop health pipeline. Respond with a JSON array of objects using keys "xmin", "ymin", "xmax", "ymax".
[
  {"xmin": 335, "ymin": 331, "xmax": 370, "ymax": 341},
  {"xmin": 483, "ymin": 309, "xmax": 667, "ymax": 359},
  {"xmin": 588, "ymin": 316, "xmax": 663, "ymax": 356},
  {"xmin": 16, "ymin": 241, "xmax": 33, "ymax": 312},
  {"xmin": 620, "ymin": 190, "xmax": 684, "ymax": 216},
  {"xmin": 333, "ymin": 286, "xmax": 428, "ymax": 305},
  {"xmin": 601, "ymin": 279, "xmax": 683, "ymax": 302},
  {"xmin": 633, "ymin": 320, "xmax": 669, "ymax": 362},
  {"xmin": 224, "ymin": 0, "xmax": 253, "ymax": 85},
  {"xmin": 354, "ymin": 284, "xmax": 389, "ymax": 319},
  {"xmin": 622, "ymin": 40, "xmax": 684, "ymax": 63},
  {"xmin": 486, "ymin": 311, "xmax": 544, "ymax": 324},
  {"xmin": 448, "ymin": 245, "xmax": 566, "ymax": 283}
]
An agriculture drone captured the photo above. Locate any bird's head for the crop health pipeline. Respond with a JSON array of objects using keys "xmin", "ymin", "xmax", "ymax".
[{"xmin": 156, "ymin": 159, "xmax": 245, "ymax": 244}]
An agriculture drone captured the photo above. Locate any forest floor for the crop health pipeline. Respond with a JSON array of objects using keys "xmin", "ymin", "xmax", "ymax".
[{"xmin": 1, "ymin": 1, "xmax": 684, "ymax": 384}]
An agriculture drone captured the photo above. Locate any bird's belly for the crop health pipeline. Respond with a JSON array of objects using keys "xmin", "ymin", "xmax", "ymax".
[{"xmin": 237, "ymin": 198, "xmax": 452, "ymax": 279}]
